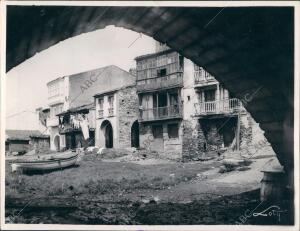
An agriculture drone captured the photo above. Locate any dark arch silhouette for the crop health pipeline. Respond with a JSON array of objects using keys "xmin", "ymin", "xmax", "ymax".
[
  {"xmin": 6, "ymin": 6, "xmax": 294, "ymax": 175},
  {"xmin": 131, "ymin": 120, "xmax": 140, "ymax": 148}
]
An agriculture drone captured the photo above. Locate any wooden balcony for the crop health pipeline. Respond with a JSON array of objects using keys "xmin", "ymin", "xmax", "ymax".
[
  {"xmin": 194, "ymin": 71, "xmax": 217, "ymax": 87},
  {"xmin": 194, "ymin": 98, "xmax": 242, "ymax": 116},
  {"xmin": 136, "ymin": 74, "xmax": 183, "ymax": 93},
  {"xmin": 58, "ymin": 121, "xmax": 82, "ymax": 134},
  {"xmin": 139, "ymin": 104, "xmax": 183, "ymax": 122}
]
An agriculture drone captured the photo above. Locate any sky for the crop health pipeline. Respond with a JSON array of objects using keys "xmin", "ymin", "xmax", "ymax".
[{"xmin": 5, "ymin": 26, "xmax": 156, "ymax": 130}]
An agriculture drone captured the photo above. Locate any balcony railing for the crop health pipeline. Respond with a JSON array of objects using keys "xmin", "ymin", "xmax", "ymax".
[
  {"xmin": 136, "ymin": 73, "xmax": 183, "ymax": 92},
  {"xmin": 108, "ymin": 108, "xmax": 114, "ymax": 117},
  {"xmin": 98, "ymin": 109, "xmax": 104, "ymax": 118},
  {"xmin": 59, "ymin": 123, "xmax": 80, "ymax": 134},
  {"xmin": 194, "ymin": 71, "xmax": 217, "ymax": 85},
  {"xmin": 194, "ymin": 98, "xmax": 242, "ymax": 116},
  {"xmin": 139, "ymin": 104, "xmax": 183, "ymax": 122}
]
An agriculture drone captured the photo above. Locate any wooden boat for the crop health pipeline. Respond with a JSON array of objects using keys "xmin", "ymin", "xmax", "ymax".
[{"xmin": 11, "ymin": 151, "xmax": 81, "ymax": 171}]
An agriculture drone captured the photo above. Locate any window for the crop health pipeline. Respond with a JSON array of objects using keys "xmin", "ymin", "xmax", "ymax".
[
  {"xmin": 157, "ymin": 68, "xmax": 167, "ymax": 77},
  {"xmin": 179, "ymin": 55, "xmax": 184, "ymax": 70},
  {"xmin": 98, "ymin": 98, "xmax": 104, "ymax": 109},
  {"xmin": 169, "ymin": 92, "xmax": 179, "ymax": 106},
  {"xmin": 168, "ymin": 124, "xmax": 179, "ymax": 138},
  {"xmin": 51, "ymin": 104, "xmax": 63, "ymax": 117},
  {"xmin": 108, "ymin": 95, "xmax": 114, "ymax": 108},
  {"xmin": 48, "ymin": 82, "xmax": 60, "ymax": 98},
  {"xmin": 152, "ymin": 125, "xmax": 163, "ymax": 138},
  {"xmin": 204, "ymin": 89, "xmax": 216, "ymax": 102}
]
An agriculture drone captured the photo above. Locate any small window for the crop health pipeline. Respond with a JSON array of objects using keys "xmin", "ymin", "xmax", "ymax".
[
  {"xmin": 179, "ymin": 55, "xmax": 184, "ymax": 70},
  {"xmin": 157, "ymin": 68, "xmax": 167, "ymax": 77},
  {"xmin": 98, "ymin": 98, "xmax": 104, "ymax": 109},
  {"xmin": 108, "ymin": 95, "xmax": 114, "ymax": 108},
  {"xmin": 168, "ymin": 124, "xmax": 179, "ymax": 138},
  {"xmin": 152, "ymin": 125, "xmax": 163, "ymax": 139}
]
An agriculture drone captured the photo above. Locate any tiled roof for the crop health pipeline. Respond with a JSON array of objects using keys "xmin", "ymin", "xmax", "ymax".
[
  {"xmin": 56, "ymin": 103, "xmax": 95, "ymax": 116},
  {"xmin": 6, "ymin": 130, "xmax": 48, "ymax": 141},
  {"xmin": 134, "ymin": 48, "xmax": 173, "ymax": 61}
]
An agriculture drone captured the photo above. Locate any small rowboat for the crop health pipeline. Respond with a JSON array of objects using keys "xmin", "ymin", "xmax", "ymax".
[{"xmin": 11, "ymin": 151, "xmax": 81, "ymax": 172}]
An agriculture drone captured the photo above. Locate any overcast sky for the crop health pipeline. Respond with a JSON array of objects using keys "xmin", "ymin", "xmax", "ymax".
[{"xmin": 6, "ymin": 26, "xmax": 156, "ymax": 130}]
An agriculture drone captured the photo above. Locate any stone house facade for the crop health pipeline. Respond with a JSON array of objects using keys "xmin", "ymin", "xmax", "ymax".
[
  {"xmin": 135, "ymin": 42, "xmax": 266, "ymax": 160},
  {"xmin": 5, "ymin": 130, "xmax": 50, "ymax": 155},
  {"xmin": 94, "ymin": 85, "xmax": 139, "ymax": 149},
  {"xmin": 46, "ymin": 65, "xmax": 135, "ymax": 151},
  {"xmin": 56, "ymin": 103, "xmax": 96, "ymax": 150}
]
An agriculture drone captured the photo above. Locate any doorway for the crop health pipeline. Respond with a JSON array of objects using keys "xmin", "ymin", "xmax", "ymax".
[
  {"xmin": 152, "ymin": 124, "xmax": 164, "ymax": 152},
  {"xmin": 100, "ymin": 120, "xmax": 113, "ymax": 148},
  {"xmin": 131, "ymin": 120, "xmax": 140, "ymax": 148},
  {"xmin": 54, "ymin": 135, "xmax": 60, "ymax": 151}
]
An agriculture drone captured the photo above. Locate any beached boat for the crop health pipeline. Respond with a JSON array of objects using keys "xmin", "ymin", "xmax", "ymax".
[{"xmin": 11, "ymin": 151, "xmax": 81, "ymax": 171}]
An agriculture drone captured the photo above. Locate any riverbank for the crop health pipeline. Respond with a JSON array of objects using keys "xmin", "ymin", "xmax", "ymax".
[{"xmin": 5, "ymin": 151, "xmax": 292, "ymax": 225}]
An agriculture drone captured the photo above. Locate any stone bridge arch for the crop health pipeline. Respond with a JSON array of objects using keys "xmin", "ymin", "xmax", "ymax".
[{"xmin": 6, "ymin": 6, "xmax": 294, "ymax": 176}]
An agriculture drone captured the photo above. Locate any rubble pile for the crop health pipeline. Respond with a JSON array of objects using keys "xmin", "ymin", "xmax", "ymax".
[{"xmin": 219, "ymin": 158, "xmax": 253, "ymax": 173}]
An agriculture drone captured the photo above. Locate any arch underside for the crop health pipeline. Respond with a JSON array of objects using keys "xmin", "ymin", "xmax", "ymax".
[{"xmin": 6, "ymin": 6, "xmax": 294, "ymax": 171}]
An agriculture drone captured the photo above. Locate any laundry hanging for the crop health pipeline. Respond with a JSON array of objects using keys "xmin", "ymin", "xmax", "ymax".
[
  {"xmin": 80, "ymin": 117, "xmax": 90, "ymax": 140},
  {"xmin": 77, "ymin": 114, "xmax": 89, "ymax": 140}
]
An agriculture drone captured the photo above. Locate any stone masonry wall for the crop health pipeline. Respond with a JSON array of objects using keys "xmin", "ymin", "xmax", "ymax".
[
  {"xmin": 139, "ymin": 122, "xmax": 182, "ymax": 160},
  {"xmin": 182, "ymin": 119, "xmax": 202, "ymax": 161},
  {"xmin": 162, "ymin": 122, "xmax": 182, "ymax": 160},
  {"xmin": 117, "ymin": 85, "xmax": 139, "ymax": 149},
  {"xmin": 30, "ymin": 138, "xmax": 50, "ymax": 153}
]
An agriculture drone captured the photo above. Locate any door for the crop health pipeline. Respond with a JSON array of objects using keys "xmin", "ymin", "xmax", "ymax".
[
  {"xmin": 152, "ymin": 125, "xmax": 164, "ymax": 152},
  {"xmin": 131, "ymin": 121, "xmax": 140, "ymax": 148},
  {"xmin": 169, "ymin": 92, "xmax": 179, "ymax": 115},
  {"xmin": 54, "ymin": 135, "xmax": 60, "ymax": 151},
  {"xmin": 105, "ymin": 123, "xmax": 113, "ymax": 148},
  {"xmin": 153, "ymin": 93, "xmax": 167, "ymax": 118},
  {"xmin": 204, "ymin": 89, "xmax": 216, "ymax": 112}
]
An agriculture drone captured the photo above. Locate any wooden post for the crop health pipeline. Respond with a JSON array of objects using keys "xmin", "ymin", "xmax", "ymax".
[{"xmin": 236, "ymin": 112, "xmax": 240, "ymax": 150}]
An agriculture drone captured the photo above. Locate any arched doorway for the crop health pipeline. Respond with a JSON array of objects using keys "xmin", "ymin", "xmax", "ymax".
[
  {"xmin": 100, "ymin": 120, "xmax": 113, "ymax": 148},
  {"xmin": 131, "ymin": 120, "xmax": 140, "ymax": 148},
  {"xmin": 54, "ymin": 135, "xmax": 60, "ymax": 151}
]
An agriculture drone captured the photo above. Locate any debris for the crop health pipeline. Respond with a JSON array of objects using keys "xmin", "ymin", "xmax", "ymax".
[
  {"xmin": 153, "ymin": 196, "xmax": 160, "ymax": 202},
  {"xmin": 97, "ymin": 147, "xmax": 105, "ymax": 155},
  {"xmin": 24, "ymin": 149, "xmax": 36, "ymax": 156},
  {"xmin": 236, "ymin": 166, "xmax": 251, "ymax": 171},
  {"xmin": 141, "ymin": 199, "xmax": 150, "ymax": 204}
]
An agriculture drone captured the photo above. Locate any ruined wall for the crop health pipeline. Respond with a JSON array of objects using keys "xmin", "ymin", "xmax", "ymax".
[
  {"xmin": 118, "ymin": 86, "xmax": 139, "ymax": 149},
  {"xmin": 139, "ymin": 121, "xmax": 182, "ymax": 160},
  {"xmin": 182, "ymin": 119, "xmax": 205, "ymax": 161},
  {"xmin": 162, "ymin": 121, "xmax": 182, "ymax": 160},
  {"xmin": 199, "ymin": 118, "xmax": 228, "ymax": 151},
  {"xmin": 240, "ymin": 112, "xmax": 253, "ymax": 148},
  {"xmin": 30, "ymin": 138, "xmax": 50, "ymax": 153},
  {"xmin": 8, "ymin": 140, "xmax": 30, "ymax": 154}
]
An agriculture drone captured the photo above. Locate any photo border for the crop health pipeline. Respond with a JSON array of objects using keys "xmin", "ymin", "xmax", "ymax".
[{"xmin": 1, "ymin": 1, "xmax": 299, "ymax": 230}]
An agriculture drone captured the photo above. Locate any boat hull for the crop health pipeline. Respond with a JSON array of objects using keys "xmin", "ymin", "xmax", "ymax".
[{"xmin": 12, "ymin": 153, "xmax": 79, "ymax": 171}]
